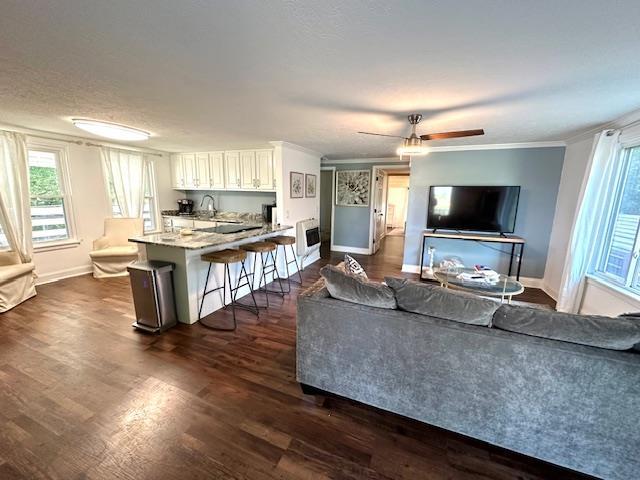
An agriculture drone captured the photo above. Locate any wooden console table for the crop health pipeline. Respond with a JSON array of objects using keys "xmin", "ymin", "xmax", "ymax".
[{"xmin": 419, "ymin": 231, "xmax": 526, "ymax": 281}]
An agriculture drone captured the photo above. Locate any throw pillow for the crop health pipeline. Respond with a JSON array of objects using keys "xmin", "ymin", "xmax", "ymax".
[
  {"xmin": 493, "ymin": 304, "xmax": 640, "ymax": 351},
  {"xmin": 344, "ymin": 254, "xmax": 367, "ymax": 279},
  {"xmin": 384, "ymin": 277, "xmax": 499, "ymax": 326},
  {"xmin": 321, "ymin": 264, "xmax": 396, "ymax": 309}
]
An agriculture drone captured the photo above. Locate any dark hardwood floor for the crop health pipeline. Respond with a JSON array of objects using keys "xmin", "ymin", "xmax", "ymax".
[{"xmin": 0, "ymin": 235, "xmax": 586, "ymax": 480}]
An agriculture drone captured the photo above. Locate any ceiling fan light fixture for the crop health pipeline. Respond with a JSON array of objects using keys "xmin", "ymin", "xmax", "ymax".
[
  {"xmin": 397, "ymin": 145, "xmax": 430, "ymax": 156},
  {"xmin": 397, "ymin": 136, "xmax": 430, "ymax": 156},
  {"xmin": 71, "ymin": 119, "xmax": 150, "ymax": 141}
]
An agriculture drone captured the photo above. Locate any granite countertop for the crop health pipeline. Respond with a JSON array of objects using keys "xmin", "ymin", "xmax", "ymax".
[
  {"xmin": 130, "ymin": 222, "xmax": 292, "ymax": 250},
  {"xmin": 161, "ymin": 210, "xmax": 263, "ymax": 222}
]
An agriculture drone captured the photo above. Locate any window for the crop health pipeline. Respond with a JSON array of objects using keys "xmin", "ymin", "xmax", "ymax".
[
  {"xmin": 108, "ymin": 160, "xmax": 159, "ymax": 233},
  {"xmin": 596, "ymin": 145, "xmax": 640, "ymax": 291},
  {"xmin": 28, "ymin": 147, "xmax": 75, "ymax": 246}
]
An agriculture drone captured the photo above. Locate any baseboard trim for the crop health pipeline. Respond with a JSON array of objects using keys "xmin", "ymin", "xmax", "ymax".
[
  {"xmin": 35, "ymin": 265, "xmax": 93, "ymax": 285},
  {"xmin": 331, "ymin": 245, "xmax": 371, "ymax": 255},
  {"xmin": 400, "ymin": 264, "xmax": 545, "ymax": 289}
]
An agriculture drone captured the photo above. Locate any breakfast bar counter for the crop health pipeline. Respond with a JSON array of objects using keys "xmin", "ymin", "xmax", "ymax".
[{"xmin": 130, "ymin": 221, "xmax": 294, "ymax": 325}]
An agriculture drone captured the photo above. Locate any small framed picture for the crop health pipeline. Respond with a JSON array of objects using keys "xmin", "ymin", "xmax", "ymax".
[
  {"xmin": 305, "ymin": 174, "xmax": 317, "ymax": 198},
  {"xmin": 290, "ymin": 171, "xmax": 304, "ymax": 198}
]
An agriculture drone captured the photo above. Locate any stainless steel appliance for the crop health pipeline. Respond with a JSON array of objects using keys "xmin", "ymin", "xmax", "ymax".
[
  {"xmin": 262, "ymin": 202, "xmax": 276, "ymax": 223},
  {"xmin": 177, "ymin": 199, "xmax": 194, "ymax": 215},
  {"xmin": 128, "ymin": 261, "xmax": 177, "ymax": 333}
]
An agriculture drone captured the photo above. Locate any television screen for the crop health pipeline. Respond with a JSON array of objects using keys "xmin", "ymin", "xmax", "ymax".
[{"xmin": 427, "ymin": 185, "xmax": 520, "ymax": 233}]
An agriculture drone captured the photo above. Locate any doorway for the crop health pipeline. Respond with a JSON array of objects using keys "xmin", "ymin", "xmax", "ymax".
[
  {"xmin": 319, "ymin": 168, "xmax": 335, "ymax": 249},
  {"xmin": 386, "ymin": 174, "xmax": 410, "ymax": 236},
  {"xmin": 369, "ymin": 165, "xmax": 410, "ymax": 255}
]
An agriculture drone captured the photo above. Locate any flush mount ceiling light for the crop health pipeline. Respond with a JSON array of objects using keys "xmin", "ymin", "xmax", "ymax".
[{"xmin": 71, "ymin": 119, "xmax": 150, "ymax": 141}]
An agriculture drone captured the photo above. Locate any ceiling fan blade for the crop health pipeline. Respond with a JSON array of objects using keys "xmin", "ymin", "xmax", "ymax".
[
  {"xmin": 357, "ymin": 131, "xmax": 407, "ymax": 139},
  {"xmin": 420, "ymin": 129, "xmax": 485, "ymax": 141}
]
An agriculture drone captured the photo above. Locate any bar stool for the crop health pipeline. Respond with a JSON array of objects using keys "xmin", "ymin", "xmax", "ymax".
[
  {"xmin": 271, "ymin": 235, "xmax": 303, "ymax": 293},
  {"xmin": 240, "ymin": 241, "xmax": 284, "ymax": 308},
  {"xmin": 198, "ymin": 249, "xmax": 258, "ymax": 331}
]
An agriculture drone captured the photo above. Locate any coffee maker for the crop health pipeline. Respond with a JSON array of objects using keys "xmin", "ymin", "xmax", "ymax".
[{"xmin": 177, "ymin": 199, "xmax": 194, "ymax": 215}]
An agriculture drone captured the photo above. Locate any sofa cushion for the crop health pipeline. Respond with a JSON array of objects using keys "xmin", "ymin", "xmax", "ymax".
[
  {"xmin": 493, "ymin": 304, "xmax": 640, "ymax": 351},
  {"xmin": 320, "ymin": 264, "xmax": 396, "ymax": 309},
  {"xmin": 384, "ymin": 277, "xmax": 499, "ymax": 326}
]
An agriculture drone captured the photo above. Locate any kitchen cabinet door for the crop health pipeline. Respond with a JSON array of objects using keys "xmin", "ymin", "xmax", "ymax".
[
  {"xmin": 171, "ymin": 217, "xmax": 194, "ymax": 228},
  {"xmin": 239, "ymin": 151, "xmax": 256, "ymax": 189},
  {"xmin": 182, "ymin": 153, "xmax": 197, "ymax": 189},
  {"xmin": 195, "ymin": 153, "xmax": 210, "ymax": 189},
  {"xmin": 225, "ymin": 151, "xmax": 241, "ymax": 188},
  {"xmin": 208, "ymin": 152, "xmax": 225, "ymax": 189},
  {"xmin": 255, "ymin": 149, "xmax": 275, "ymax": 190},
  {"xmin": 170, "ymin": 155, "xmax": 185, "ymax": 189}
]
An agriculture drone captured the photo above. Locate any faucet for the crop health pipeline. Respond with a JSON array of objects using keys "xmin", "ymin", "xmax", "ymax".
[{"xmin": 200, "ymin": 194, "xmax": 217, "ymax": 218}]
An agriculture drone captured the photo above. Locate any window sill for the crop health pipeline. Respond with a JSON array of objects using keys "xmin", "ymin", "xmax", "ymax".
[
  {"xmin": 33, "ymin": 239, "xmax": 81, "ymax": 253},
  {"xmin": 585, "ymin": 273, "xmax": 640, "ymax": 304}
]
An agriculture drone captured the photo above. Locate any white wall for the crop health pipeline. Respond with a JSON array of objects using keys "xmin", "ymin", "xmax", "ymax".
[
  {"xmin": 20, "ymin": 133, "xmax": 177, "ymax": 284},
  {"xmin": 272, "ymin": 141, "xmax": 322, "ymax": 265}
]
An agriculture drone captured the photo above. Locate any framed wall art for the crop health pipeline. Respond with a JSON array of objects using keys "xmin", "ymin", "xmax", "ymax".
[
  {"xmin": 305, "ymin": 174, "xmax": 317, "ymax": 198},
  {"xmin": 290, "ymin": 171, "xmax": 304, "ymax": 198},
  {"xmin": 336, "ymin": 169, "xmax": 370, "ymax": 206}
]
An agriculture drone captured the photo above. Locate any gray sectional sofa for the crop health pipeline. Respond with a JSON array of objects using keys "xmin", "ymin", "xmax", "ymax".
[{"xmin": 296, "ymin": 275, "xmax": 640, "ymax": 480}]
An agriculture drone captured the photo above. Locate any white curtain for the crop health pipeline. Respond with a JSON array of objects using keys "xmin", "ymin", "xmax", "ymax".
[
  {"xmin": 100, "ymin": 147, "xmax": 148, "ymax": 218},
  {"xmin": 0, "ymin": 131, "xmax": 32, "ymax": 263},
  {"xmin": 556, "ymin": 130, "xmax": 621, "ymax": 313}
]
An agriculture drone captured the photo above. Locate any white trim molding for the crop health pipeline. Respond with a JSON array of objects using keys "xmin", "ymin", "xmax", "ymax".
[
  {"xmin": 322, "ymin": 141, "xmax": 566, "ymax": 164},
  {"xmin": 331, "ymin": 245, "xmax": 371, "ymax": 255},
  {"xmin": 35, "ymin": 265, "xmax": 93, "ymax": 285}
]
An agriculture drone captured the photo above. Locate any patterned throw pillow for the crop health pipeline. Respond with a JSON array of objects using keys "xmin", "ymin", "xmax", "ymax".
[{"xmin": 344, "ymin": 254, "xmax": 367, "ymax": 279}]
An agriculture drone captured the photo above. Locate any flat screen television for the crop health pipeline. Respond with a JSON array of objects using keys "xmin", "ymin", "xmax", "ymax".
[{"xmin": 427, "ymin": 185, "xmax": 520, "ymax": 233}]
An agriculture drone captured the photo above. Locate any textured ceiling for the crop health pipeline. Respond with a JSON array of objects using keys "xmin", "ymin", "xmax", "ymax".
[{"xmin": 1, "ymin": 1, "xmax": 640, "ymax": 158}]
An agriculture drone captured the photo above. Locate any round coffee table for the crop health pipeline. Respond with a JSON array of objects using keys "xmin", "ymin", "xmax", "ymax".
[{"xmin": 433, "ymin": 267, "xmax": 524, "ymax": 303}]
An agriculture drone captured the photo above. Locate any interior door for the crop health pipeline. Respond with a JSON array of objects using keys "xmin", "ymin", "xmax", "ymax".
[{"xmin": 372, "ymin": 170, "xmax": 387, "ymax": 253}]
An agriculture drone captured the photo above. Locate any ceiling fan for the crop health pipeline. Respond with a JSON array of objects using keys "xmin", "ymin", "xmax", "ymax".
[{"xmin": 358, "ymin": 114, "xmax": 484, "ymax": 156}]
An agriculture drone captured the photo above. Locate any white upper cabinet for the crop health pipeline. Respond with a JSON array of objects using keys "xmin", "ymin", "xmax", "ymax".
[
  {"xmin": 208, "ymin": 152, "xmax": 225, "ymax": 189},
  {"xmin": 225, "ymin": 151, "xmax": 241, "ymax": 189},
  {"xmin": 195, "ymin": 153, "xmax": 210, "ymax": 189},
  {"xmin": 172, "ymin": 148, "xmax": 275, "ymax": 192},
  {"xmin": 182, "ymin": 153, "xmax": 197, "ymax": 189},
  {"xmin": 170, "ymin": 154, "xmax": 185, "ymax": 189},
  {"xmin": 239, "ymin": 151, "xmax": 256, "ymax": 189},
  {"xmin": 255, "ymin": 149, "xmax": 275, "ymax": 190}
]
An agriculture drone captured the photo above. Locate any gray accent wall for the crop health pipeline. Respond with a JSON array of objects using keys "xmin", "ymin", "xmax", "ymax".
[
  {"xmin": 403, "ymin": 147, "xmax": 565, "ymax": 279},
  {"xmin": 184, "ymin": 190, "xmax": 276, "ymax": 214},
  {"xmin": 323, "ymin": 161, "xmax": 410, "ymax": 249}
]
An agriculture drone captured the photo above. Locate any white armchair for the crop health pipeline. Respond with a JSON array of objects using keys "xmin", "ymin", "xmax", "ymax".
[
  {"xmin": 0, "ymin": 250, "xmax": 36, "ymax": 312},
  {"xmin": 89, "ymin": 218, "xmax": 143, "ymax": 278}
]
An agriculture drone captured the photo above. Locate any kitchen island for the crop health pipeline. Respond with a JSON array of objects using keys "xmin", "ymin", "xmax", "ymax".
[{"xmin": 130, "ymin": 215, "xmax": 293, "ymax": 324}]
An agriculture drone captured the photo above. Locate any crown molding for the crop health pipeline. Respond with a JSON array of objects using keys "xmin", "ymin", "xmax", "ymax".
[{"xmin": 269, "ymin": 141, "xmax": 324, "ymax": 158}]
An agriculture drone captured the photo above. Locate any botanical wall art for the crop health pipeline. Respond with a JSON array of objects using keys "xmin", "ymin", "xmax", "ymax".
[
  {"xmin": 305, "ymin": 174, "xmax": 316, "ymax": 198},
  {"xmin": 290, "ymin": 171, "xmax": 304, "ymax": 198},
  {"xmin": 336, "ymin": 169, "xmax": 370, "ymax": 206}
]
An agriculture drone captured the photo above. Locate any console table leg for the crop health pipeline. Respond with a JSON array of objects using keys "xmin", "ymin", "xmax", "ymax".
[
  {"xmin": 516, "ymin": 244, "xmax": 524, "ymax": 281},
  {"xmin": 419, "ymin": 236, "xmax": 426, "ymax": 280},
  {"xmin": 508, "ymin": 243, "xmax": 515, "ymax": 277}
]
